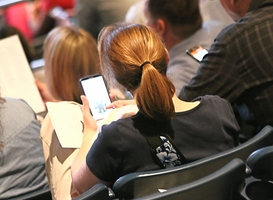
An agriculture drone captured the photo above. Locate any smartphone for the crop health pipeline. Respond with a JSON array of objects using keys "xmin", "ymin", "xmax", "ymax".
[
  {"xmin": 186, "ymin": 45, "xmax": 208, "ymax": 63},
  {"xmin": 79, "ymin": 74, "xmax": 112, "ymax": 121}
]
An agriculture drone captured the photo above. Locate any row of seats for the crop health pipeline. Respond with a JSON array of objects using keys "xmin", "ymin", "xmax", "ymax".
[
  {"xmin": 74, "ymin": 125, "xmax": 273, "ymax": 200},
  {"xmin": 7, "ymin": 125, "xmax": 273, "ymax": 200}
]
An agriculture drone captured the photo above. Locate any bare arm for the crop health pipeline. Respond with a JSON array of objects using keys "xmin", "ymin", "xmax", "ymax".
[{"xmin": 71, "ymin": 95, "xmax": 109, "ymax": 196}]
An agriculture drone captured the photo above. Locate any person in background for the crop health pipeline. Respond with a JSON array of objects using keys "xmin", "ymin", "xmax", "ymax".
[
  {"xmin": 36, "ymin": 25, "xmax": 100, "ymax": 104},
  {"xmin": 179, "ymin": 0, "xmax": 273, "ymax": 136},
  {"xmin": 38, "ymin": 25, "xmax": 101, "ymax": 200},
  {"xmin": 126, "ymin": 0, "xmax": 233, "ymax": 28},
  {"xmin": 0, "ymin": 95, "xmax": 49, "ymax": 199},
  {"xmin": 0, "ymin": 25, "xmax": 35, "ymax": 64},
  {"xmin": 125, "ymin": 0, "xmax": 147, "ymax": 25},
  {"xmin": 3, "ymin": 1, "xmax": 35, "ymax": 41},
  {"xmin": 144, "ymin": 0, "xmax": 228, "ymax": 96},
  {"xmin": 199, "ymin": 0, "xmax": 233, "ymax": 25},
  {"xmin": 69, "ymin": 23, "xmax": 240, "ymax": 196},
  {"xmin": 75, "ymin": 0, "xmax": 139, "ymax": 39},
  {"xmin": 4, "ymin": 0, "xmax": 75, "ymax": 40},
  {"xmin": 33, "ymin": 0, "xmax": 75, "ymax": 37}
]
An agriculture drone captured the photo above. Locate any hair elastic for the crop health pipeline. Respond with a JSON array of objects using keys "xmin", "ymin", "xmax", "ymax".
[{"xmin": 140, "ymin": 61, "xmax": 151, "ymax": 71}]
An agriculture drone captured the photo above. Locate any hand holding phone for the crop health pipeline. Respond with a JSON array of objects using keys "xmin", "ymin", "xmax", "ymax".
[
  {"xmin": 79, "ymin": 74, "xmax": 112, "ymax": 121},
  {"xmin": 186, "ymin": 45, "xmax": 208, "ymax": 63}
]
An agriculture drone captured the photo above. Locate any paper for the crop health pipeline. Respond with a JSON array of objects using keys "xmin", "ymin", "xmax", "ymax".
[
  {"xmin": 46, "ymin": 101, "xmax": 83, "ymax": 148},
  {"xmin": 0, "ymin": 0, "xmax": 23, "ymax": 7},
  {"xmin": 46, "ymin": 101, "xmax": 138, "ymax": 148},
  {"xmin": 0, "ymin": 35, "xmax": 45, "ymax": 113}
]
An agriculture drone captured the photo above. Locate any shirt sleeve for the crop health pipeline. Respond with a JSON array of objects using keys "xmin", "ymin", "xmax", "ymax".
[{"xmin": 179, "ymin": 32, "xmax": 244, "ymax": 105}]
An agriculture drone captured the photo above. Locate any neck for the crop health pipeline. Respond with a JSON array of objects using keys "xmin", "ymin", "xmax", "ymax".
[{"xmin": 172, "ymin": 94, "xmax": 200, "ymax": 112}]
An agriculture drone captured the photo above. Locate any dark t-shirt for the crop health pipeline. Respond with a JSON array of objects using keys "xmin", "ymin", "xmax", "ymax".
[{"xmin": 86, "ymin": 95, "xmax": 240, "ymax": 184}]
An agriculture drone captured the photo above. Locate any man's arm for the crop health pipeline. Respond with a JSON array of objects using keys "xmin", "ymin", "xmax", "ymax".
[{"xmin": 179, "ymin": 40, "xmax": 243, "ymax": 104}]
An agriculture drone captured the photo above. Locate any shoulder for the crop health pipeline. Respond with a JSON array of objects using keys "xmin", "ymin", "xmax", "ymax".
[
  {"xmin": 99, "ymin": 117, "xmax": 136, "ymax": 139},
  {"xmin": 201, "ymin": 20, "xmax": 227, "ymax": 45},
  {"xmin": 216, "ymin": 7, "xmax": 273, "ymax": 45},
  {"xmin": 1, "ymin": 98, "xmax": 40, "ymax": 141},
  {"xmin": 201, "ymin": 94, "xmax": 230, "ymax": 102},
  {"xmin": 197, "ymin": 94, "xmax": 227, "ymax": 101},
  {"xmin": 2, "ymin": 97, "xmax": 35, "ymax": 114},
  {"xmin": 202, "ymin": 20, "xmax": 227, "ymax": 36},
  {"xmin": 194, "ymin": 95, "xmax": 232, "ymax": 110},
  {"xmin": 98, "ymin": 115, "xmax": 148, "ymax": 147},
  {"xmin": 102, "ymin": 116, "xmax": 134, "ymax": 130},
  {"xmin": 192, "ymin": 95, "xmax": 239, "ymax": 128},
  {"xmin": 1, "ymin": 98, "xmax": 37, "ymax": 127}
]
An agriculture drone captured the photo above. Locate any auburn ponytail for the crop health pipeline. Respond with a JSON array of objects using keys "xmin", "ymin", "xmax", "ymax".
[
  {"xmin": 98, "ymin": 23, "xmax": 176, "ymax": 121},
  {"xmin": 135, "ymin": 62, "xmax": 175, "ymax": 121}
]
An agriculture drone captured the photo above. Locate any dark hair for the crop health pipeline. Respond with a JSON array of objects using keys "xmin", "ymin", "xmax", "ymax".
[
  {"xmin": 148, "ymin": 0, "xmax": 202, "ymax": 37},
  {"xmin": 0, "ymin": 25, "xmax": 34, "ymax": 64},
  {"xmin": 98, "ymin": 23, "xmax": 175, "ymax": 121}
]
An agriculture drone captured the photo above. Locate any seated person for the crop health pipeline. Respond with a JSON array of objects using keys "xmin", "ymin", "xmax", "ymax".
[
  {"xmin": 38, "ymin": 25, "xmax": 100, "ymax": 200},
  {"xmin": 33, "ymin": 0, "xmax": 75, "ymax": 37},
  {"xmin": 4, "ymin": 0, "xmax": 75, "ymax": 40},
  {"xmin": 68, "ymin": 23, "xmax": 241, "ymax": 197},
  {"xmin": 125, "ymin": 0, "xmax": 147, "ymax": 24},
  {"xmin": 75, "ymin": 0, "xmax": 139, "ymax": 39},
  {"xmin": 36, "ymin": 25, "xmax": 100, "ymax": 104},
  {"xmin": 3, "ymin": 1, "xmax": 34, "ymax": 40},
  {"xmin": 0, "ymin": 96, "xmax": 49, "ymax": 199},
  {"xmin": 144, "ymin": 0, "xmax": 229, "ymax": 96},
  {"xmin": 178, "ymin": 0, "xmax": 273, "ymax": 135}
]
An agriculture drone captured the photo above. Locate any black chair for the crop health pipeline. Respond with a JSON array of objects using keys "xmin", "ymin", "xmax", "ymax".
[
  {"xmin": 7, "ymin": 187, "xmax": 52, "ymax": 200},
  {"xmin": 112, "ymin": 125, "xmax": 273, "ymax": 199},
  {"xmin": 134, "ymin": 158, "xmax": 246, "ymax": 200},
  {"xmin": 243, "ymin": 146, "xmax": 273, "ymax": 200},
  {"xmin": 72, "ymin": 183, "xmax": 113, "ymax": 200}
]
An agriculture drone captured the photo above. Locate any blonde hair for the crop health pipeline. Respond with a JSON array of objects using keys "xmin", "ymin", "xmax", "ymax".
[
  {"xmin": 43, "ymin": 25, "xmax": 100, "ymax": 103},
  {"xmin": 98, "ymin": 23, "xmax": 175, "ymax": 121}
]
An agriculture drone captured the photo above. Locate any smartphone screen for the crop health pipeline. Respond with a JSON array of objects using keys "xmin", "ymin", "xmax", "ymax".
[
  {"xmin": 186, "ymin": 45, "xmax": 208, "ymax": 62},
  {"xmin": 80, "ymin": 74, "xmax": 112, "ymax": 121}
]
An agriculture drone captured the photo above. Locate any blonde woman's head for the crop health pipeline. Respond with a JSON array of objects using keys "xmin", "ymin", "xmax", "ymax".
[{"xmin": 43, "ymin": 25, "xmax": 100, "ymax": 103}]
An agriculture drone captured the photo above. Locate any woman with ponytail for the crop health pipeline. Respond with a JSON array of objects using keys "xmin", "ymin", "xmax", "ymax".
[{"xmin": 69, "ymin": 23, "xmax": 241, "ymax": 197}]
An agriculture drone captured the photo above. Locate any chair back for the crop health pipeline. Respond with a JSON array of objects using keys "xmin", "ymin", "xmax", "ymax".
[
  {"xmin": 244, "ymin": 146, "xmax": 273, "ymax": 200},
  {"xmin": 135, "ymin": 158, "xmax": 246, "ymax": 200},
  {"xmin": 72, "ymin": 183, "xmax": 110, "ymax": 200},
  {"xmin": 246, "ymin": 145, "xmax": 273, "ymax": 180},
  {"xmin": 112, "ymin": 125, "xmax": 273, "ymax": 199}
]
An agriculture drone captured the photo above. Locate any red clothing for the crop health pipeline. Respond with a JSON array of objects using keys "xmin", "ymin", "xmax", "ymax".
[
  {"xmin": 4, "ymin": 2, "xmax": 33, "ymax": 40},
  {"xmin": 41, "ymin": 0, "xmax": 75, "ymax": 13},
  {"xmin": 4, "ymin": 0, "xmax": 75, "ymax": 40}
]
